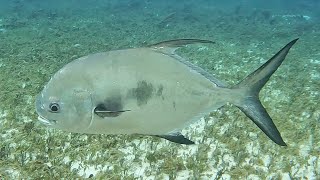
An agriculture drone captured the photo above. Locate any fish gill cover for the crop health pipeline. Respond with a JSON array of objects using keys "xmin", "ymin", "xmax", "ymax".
[{"xmin": 0, "ymin": 0, "xmax": 319, "ymax": 179}]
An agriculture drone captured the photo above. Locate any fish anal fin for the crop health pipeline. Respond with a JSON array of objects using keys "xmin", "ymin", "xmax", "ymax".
[
  {"xmin": 148, "ymin": 39, "xmax": 214, "ymax": 54},
  {"xmin": 155, "ymin": 134, "xmax": 195, "ymax": 145}
]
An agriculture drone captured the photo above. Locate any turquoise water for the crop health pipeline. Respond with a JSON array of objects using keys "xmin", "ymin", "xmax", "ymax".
[{"xmin": 0, "ymin": 0, "xmax": 319, "ymax": 179}]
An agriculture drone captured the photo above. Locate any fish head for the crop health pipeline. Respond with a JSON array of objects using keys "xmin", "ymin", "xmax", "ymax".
[{"xmin": 35, "ymin": 71, "xmax": 94, "ymax": 133}]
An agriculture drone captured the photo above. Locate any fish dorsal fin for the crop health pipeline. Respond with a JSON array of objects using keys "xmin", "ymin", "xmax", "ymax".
[
  {"xmin": 148, "ymin": 39, "xmax": 215, "ymax": 54},
  {"xmin": 155, "ymin": 133, "xmax": 195, "ymax": 145},
  {"xmin": 148, "ymin": 39, "xmax": 226, "ymax": 87}
]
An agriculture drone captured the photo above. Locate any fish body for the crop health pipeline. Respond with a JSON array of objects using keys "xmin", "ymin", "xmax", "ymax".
[{"xmin": 36, "ymin": 39, "xmax": 298, "ymax": 145}]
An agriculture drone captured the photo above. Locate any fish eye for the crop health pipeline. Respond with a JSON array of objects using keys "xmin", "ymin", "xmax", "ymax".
[{"xmin": 49, "ymin": 102, "xmax": 60, "ymax": 113}]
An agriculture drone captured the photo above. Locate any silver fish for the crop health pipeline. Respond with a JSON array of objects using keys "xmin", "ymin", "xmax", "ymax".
[{"xmin": 35, "ymin": 38, "xmax": 298, "ymax": 146}]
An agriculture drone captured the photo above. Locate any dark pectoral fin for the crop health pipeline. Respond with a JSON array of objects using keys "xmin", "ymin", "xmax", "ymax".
[
  {"xmin": 94, "ymin": 103, "xmax": 130, "ymax": 118},
  {"xmin": 155, "ymin": 134, "xmax": 195, "ymax": 145}
]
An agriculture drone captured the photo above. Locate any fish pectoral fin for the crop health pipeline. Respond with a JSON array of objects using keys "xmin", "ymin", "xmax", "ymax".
[
  {"xmin": 94, "ymin": 103, "xmax": 131, "ymax": 118},
  {"xmin": 155, "ymin": 133, "xmax": 195, "ymax": 145},
  {"xmin": 94, "ymin": 109, "xmax": 131, "ymax": 118},
  {"xmin": 148, "ymin": 39, "xmax": 215, "ymax": 54}
]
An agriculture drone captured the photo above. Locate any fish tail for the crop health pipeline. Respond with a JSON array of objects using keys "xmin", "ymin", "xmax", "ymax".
[{"xmin": 231, "ymin": 39, "xmax": 298, "ymax": 146}]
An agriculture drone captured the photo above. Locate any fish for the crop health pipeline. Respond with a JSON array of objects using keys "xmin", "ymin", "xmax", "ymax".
[{"xmin": 35, "ymin": 38, "xmax": 298, "ymax": 146}]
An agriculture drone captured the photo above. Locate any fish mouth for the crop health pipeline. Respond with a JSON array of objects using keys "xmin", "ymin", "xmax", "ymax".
[
  {"xmin": 36, "ymin": 94, "xmax": 57, "ymax": 126},
  {"xmin": 38, "ymin": 115, "xmax": 57, "ymax": 126}
]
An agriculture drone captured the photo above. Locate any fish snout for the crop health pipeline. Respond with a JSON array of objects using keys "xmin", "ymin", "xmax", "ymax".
[{"xmin": 35, "ymin": 94, "xmax": 57, "ymax": 126}]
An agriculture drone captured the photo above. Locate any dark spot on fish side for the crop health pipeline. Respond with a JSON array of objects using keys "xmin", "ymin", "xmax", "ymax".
[
  {"xmin": 173, "ymin": 101, "xmax": 176, "ymax": 111},
  {"xmin": 156, "ymin": 84, "xmax": 164, "ymax": 96},
  {"xmin": 127, "ymin": 80, "xmax": 154, "ymax": 106},
  {"xmin": 94, "ymin": 95, "xmax": 123, "ymax": 118}
]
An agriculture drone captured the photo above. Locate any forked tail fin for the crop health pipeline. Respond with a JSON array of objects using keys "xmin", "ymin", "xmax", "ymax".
[{"xmin": 232, "ymin": 39, "xmax": 298, "ymax": 146}]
